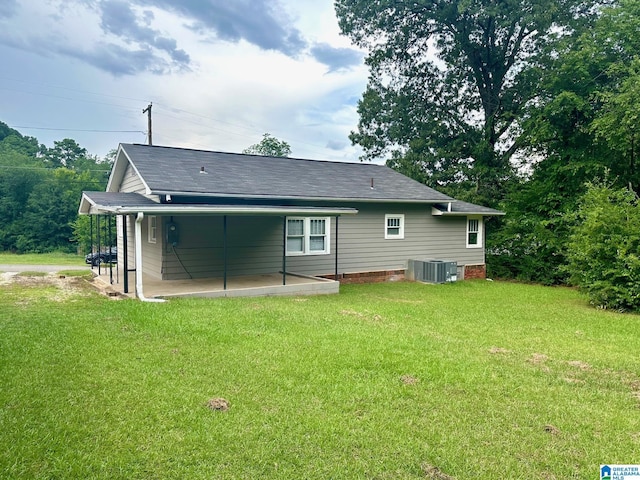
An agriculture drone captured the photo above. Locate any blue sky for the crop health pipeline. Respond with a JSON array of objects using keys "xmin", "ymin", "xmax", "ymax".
[{"xmin": 0, "ymin": 0, "xmax": 369, "ymax": 161}]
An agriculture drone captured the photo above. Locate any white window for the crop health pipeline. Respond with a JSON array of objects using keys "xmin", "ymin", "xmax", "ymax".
[
  {"xmin": 467, "ymin": 216, "xmax": 482, "ymax": 248},
  {"xmin": 148, "ymin": 215, "xmax": 157, "ymax": 243},
  {"xmin": 385, "ymin": 214, "xmax": 405, "ymax": 239},
  {"xmin": 286, "ymin": 217, "xmax": 330, "ymax": 256}
]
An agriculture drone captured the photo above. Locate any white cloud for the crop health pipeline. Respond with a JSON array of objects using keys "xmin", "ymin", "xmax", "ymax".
[{"xmin": 0, "ymin": 0, "xmax": 369, "ymax": 162}]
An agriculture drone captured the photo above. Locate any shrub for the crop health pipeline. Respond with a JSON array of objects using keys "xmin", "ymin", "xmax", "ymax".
[{"xmin": 565, "ymin": 182, "xmax": 640, "ymax": 311}]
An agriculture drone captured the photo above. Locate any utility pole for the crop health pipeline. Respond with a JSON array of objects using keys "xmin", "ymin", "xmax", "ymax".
[{"xmin": 143, "ymin": 103, "xmax": 152, "ymax": 146}]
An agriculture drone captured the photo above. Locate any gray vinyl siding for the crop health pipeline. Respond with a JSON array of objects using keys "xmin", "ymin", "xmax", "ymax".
[
  {"xmin": 286, "ymin": 203, "xmax": 484, "ymax": 276},
  {"xmin": 142, "ymin": 215, "xmax": 163, "ymax": 279},
  {"xmin": 115, "ymin": 214, "xmax": 163, "ymax": 280},
  {"xmin": 160, "ymin": 216, "xmax": 285, "ymax": 280},
  {"xmin": 158, "ymin": 203, "xmax": 485, "ymax": 280}
]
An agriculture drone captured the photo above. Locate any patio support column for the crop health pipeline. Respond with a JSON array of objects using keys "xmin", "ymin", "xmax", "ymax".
[
  {"xmin": 335, "ymin": 215, "xmax": 339, "ymax": 280},
  {"xmin": 122, "ymin": 214, "xmax": 129, "ymax": 294},
  {"xmin": 97, "ymin": 215, "xmax": 102, "ymax": 275},
  {"xmin": 90, "ymin": 215, "xmax": 94, "ymax": 270},
  {"xmin": 108, "ymin": 214, "xmax": 113, "ymax": 284},
  {"xmin": 223, "ymin": 216, "xmax": 227, "ymax": 290},
  {"xmin": 282, "ymin": 216, "xmax": 286, "ymax": 285}
]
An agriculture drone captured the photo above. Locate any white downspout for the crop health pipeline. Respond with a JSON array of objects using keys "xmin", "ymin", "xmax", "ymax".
[{"xmin": 134, "ymin": 212, "xmax": 165, "ymax": 303}]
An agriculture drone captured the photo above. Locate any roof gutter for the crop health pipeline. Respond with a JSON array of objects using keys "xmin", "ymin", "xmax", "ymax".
[
  {"xmin": 431, "ymin": 207, "xmax": 506, "ymax": 216},
  {"xmin": 89, "ymin": 205, "xmax": 359, "ymax": 216}
]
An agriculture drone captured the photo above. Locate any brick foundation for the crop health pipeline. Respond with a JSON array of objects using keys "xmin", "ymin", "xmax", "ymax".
[
  {"xmin": 321, "ymin": 269, "xmax": 405, "ymax": 284},
  {"xmin": 321, "ymin": 265, "xmax": 486, "ymax": 284},
  {"xmin": 464, "ymin": 264, "xmax": 486, "ymax": 280}
]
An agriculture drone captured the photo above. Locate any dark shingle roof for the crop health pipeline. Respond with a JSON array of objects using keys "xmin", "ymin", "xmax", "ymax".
[
  {"xmin": 433, "ymin": 201, "xmax": 504, "ymax": 216},
  {"xmin": 83, "ymin": 191, "xmax": 159, "ymax": 208},
  {"xmin": 120, "ymin": 144, "xmax": 453, "ymax": 203}
]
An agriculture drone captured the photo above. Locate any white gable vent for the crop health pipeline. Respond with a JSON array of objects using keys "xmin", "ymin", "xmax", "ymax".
[{"xmin": 407, "ymin": 259, "xmax": 457, "ymax": 284}]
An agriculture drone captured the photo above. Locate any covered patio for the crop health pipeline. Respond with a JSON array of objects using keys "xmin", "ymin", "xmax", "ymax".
[
  {"xmin": 93, "ymin": 268, "xmax": 338, "ymax": 299},
  {"xmin": 80, "ymin": 192, "xmax": 356, "ymax": 300}
]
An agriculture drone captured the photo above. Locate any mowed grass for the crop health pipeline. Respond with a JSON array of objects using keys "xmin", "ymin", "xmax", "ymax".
[
  {"xmin": 1, "ymin": 279, "xmax": 639, "ymax": 479},
  {"xmin": 0, "ymin": 251, "xmax": 85, "ymax": 265}
]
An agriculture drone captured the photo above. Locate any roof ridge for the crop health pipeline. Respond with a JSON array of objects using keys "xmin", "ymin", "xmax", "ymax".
[{"xmin": 122, "ymin": 142, "xmax": 378, "ymax": 166}]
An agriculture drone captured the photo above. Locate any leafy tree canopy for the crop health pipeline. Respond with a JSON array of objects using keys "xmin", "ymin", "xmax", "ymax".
[
  {"xmin": 0, "ymin": 126, "xmax": 110, "ymax": 253},
  {"xmin": 43, "ymin": 138, "xmax": 88, "ymax": 169},
  {"xmin": 336, "ymin": 0, "xmax": 606, "ymax": 204},
  {"xmin": 243, "ymin": 133, "xmax": 292, "ymax": 157}
]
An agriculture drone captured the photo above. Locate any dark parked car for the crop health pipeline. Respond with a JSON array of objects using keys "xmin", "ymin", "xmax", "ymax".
[{"xmin": 85, "ymin": 247, "xmax": 117, "ymax": 266}]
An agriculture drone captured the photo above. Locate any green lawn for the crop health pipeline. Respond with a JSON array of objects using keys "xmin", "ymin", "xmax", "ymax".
[
  {"xmin": 0, "ymin": 251, "xmax": 85, "ymax": 265},
  {"xmin": 1, "ymin": 279, "xmax": 638, "ymax": 479}
]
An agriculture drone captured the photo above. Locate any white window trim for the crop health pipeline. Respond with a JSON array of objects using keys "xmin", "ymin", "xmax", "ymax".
[
  {"xmin": 466, "ymin": 216, "xmax": 483, "ymax": 248},
  {"xmin": 286, "ymin": 217, "xmax": 330, "ymax": 256},
  {"xmin": 148, "ymin": 215, "xmax": 157, "ymax": 244},
  {"xmin": 384, "ymin": 214, "xmax": 405, "ymax": 239}
]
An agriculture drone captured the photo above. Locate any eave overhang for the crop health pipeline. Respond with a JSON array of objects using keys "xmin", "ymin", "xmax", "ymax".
[
  {"xmin": 431, "ymin": 208, "xmax": 506, "ymax": 216},
  {"xmin": 79, "ymin": 193, "xmax": 358, "ymax": 216},
  {"xmin": 150, "ymin": 190, "xmax": 454, "ymax": 204}
]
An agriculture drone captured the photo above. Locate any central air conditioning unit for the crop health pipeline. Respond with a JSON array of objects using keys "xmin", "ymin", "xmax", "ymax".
[{"xmin": 407, "ymin": 259, "xmax": 457, "ymax": 284}]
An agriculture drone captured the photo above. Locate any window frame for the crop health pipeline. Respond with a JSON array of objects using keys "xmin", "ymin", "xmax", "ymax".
[
  {"xmin": 384, "ymin": 214, "xmax": 405, "ymax": 240},
  {"xmin": 148, "ymin": 215, "xmax": 157, "ymax": 244},
  {"xmin": 466, "ymin": 216, "xmax": 482, "ymax": 248},
  {"xmin": 286, "ymin": 217, "xmax": 330, "ymax": 256}
]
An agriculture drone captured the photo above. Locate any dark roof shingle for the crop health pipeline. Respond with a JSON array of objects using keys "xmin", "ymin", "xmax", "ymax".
[{"xmin": 120, "ymin": 143, "xmax": 453, "ymax": 203}]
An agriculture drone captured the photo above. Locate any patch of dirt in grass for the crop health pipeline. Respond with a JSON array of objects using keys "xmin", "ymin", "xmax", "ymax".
[
  {"xmin": 421, "ymin": 464, "xmax": 454, "ymax": 479},
  {"xmin": 544, "ymin": 424, "xmax": 561, "ymax": 435},
  {"xmin": 529, "ymin": 353, "xmax": 549, "ymax": 364},
  {"xmin": 206, "ymin": 397, "xmax": 230, "ymax": 411},
  {"xmin": 488, "ymin": 346, "xmax": 511, "ymax": 354},
  {"xmin": 2, "ymin": 272, "xmax": 97, "ymax": 301},
  {"xmin": 563, "ymin": 377, "xmax": 585, "ymax": 385},
  {"xmin": 628, "ymin": 380, "xmax": 640, "ymax": 403},
  {"xmin": 340, "ymin": 309, "xmax": 384, "ymax": 323},
  {"xmin": 567, "ymin": 360, "xmax": 591, "ymax": 371},
  {"xmin": 400, "ymin": 374, "xmax": 419, "ymax": 385},
  {"xmin": 527, "ymin": 353, "xmax": 550, "ymax": 372},
  {"xmin": 0, "ymin": 272, "xmax": 122, "ymax": 302},
  {"xmin": 0, "ymin": 272, "xmax": 18, "ymax": 285}
]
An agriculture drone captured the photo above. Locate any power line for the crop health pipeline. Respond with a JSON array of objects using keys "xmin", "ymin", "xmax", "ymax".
[
  {"xmin": 1, "ymin": 80, "xmax": 356, "ymax": 159},
  {"xmin": 10, "ymin": 126, "xmax": 145, "ymax": 134}
]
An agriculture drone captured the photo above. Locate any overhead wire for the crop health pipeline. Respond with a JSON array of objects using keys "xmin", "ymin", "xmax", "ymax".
[{"xmin": 0, "ymin": 77, "xmax": 356, "ymax": 159}]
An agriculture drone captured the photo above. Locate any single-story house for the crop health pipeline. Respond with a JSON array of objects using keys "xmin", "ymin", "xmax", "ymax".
[{"xmin": 79, "ymin": 143, "xmax": 503, "ymax": 299}]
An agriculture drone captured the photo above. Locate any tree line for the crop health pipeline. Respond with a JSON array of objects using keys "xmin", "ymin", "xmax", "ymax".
[
  {"xmin": 0, "ymin": 123, "xmax": 111, "ymax": 254},
  {"xmin": 337, "ymin": 0, "xmax": 640, "ymax": 309}
]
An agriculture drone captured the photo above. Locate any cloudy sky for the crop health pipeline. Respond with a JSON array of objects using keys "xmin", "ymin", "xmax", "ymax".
[{"xmin": 0, "ymin": 0, "xmax": 370, "ymax": 162}]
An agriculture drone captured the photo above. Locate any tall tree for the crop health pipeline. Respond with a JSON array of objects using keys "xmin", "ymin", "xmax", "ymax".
[
  {"xmin": 44, "ymin": 138, "xmax": 88, "ymax": 169},
  {"xmin": 336, "ymin": 0, "xmax": 604, "ymax": 204},
  {"xmin": 488, "ymin": 0, "xmax": 640, "ymax": 283},
  {"xmin": 243, "ymin": 133, "xmax": 291, "ymax": 157}
]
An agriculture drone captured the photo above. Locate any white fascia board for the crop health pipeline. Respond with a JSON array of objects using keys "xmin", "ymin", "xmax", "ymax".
[
  {"xmin": 431, "ymin": 206, "xmax": 505, "ymax": 216},
  {"xmin": 106, "ymin": 145, "xmax": 152, "ymax": 194},
  {"xmin": 78, "ymin": 193, "xmax": 96, "ymax": 214},
  {"xmin": 112, "ymin": 205, "xmax": 358, "ymax": 216}
]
